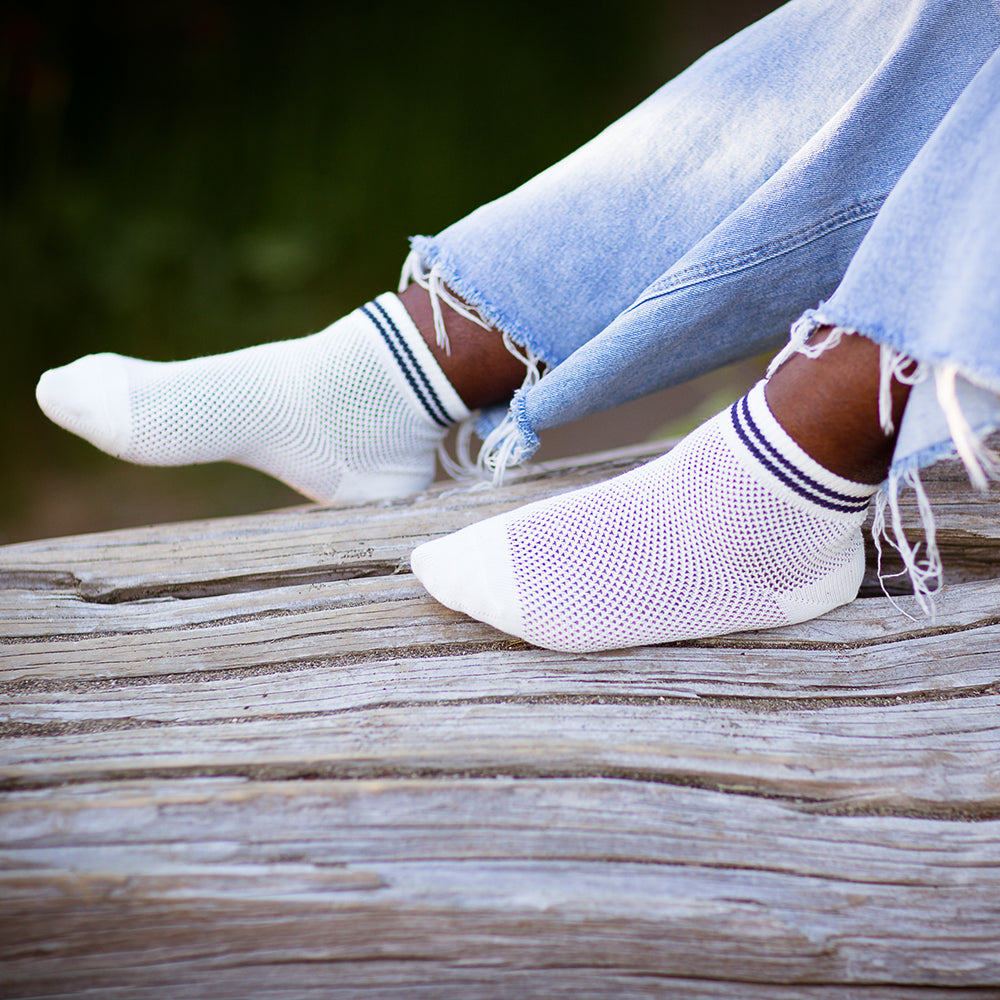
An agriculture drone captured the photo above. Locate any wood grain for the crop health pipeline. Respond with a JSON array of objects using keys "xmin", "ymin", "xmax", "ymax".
[{"xmin": 2, "ymin": 442, "xmax": 999, "ymax": 997}]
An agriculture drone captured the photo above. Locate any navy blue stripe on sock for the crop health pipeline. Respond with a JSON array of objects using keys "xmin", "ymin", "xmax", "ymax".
[
  {"xmin": 738, "ymin": 395, "xmax": 871, "ymax": 511},
  {"xmin": 730, "ymin": 397, "xmax": 870, "ymax": 514},
  {"xmin": 370, "ymin": 299, "xmax": 456, "ymax": 427},
  {"xmin": 361, "ymin": 302, "xmax": 452, "ymax": 429},
  {"xmin": 741, "ymin": 396, "xmax": 868, "ymax": 506}
]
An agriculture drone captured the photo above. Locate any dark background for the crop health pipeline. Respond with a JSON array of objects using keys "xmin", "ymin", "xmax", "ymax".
[{"xmin": 1, "ymin": 0, "xmax": 783, "ymax": 544}]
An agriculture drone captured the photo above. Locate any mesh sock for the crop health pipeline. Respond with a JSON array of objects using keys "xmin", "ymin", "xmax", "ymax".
[
  {"xmin": 412, "ymin": 381, "xmax": 877, "ymax": 652},
  {"xmin": 35, "ymin": 293, "xmax": 469, "ymax": 504}
]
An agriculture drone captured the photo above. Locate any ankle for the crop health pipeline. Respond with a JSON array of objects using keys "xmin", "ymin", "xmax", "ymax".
[
  {"xmin": 398, "ymin": 284, "xmax": 526, "ymax": 410},
  {"xmin": 765, "ymin": 328, "xmax": 912, "ymax": 485}
]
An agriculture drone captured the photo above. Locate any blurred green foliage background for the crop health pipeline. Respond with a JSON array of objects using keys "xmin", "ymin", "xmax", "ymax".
[{"xmin": 1, "ymin": 0, "xmax": 781, "ymax": 544}]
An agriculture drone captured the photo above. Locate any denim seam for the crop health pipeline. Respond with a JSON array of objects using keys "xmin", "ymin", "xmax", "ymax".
[
  {"xmin": 633, "ymin": 195, "xmax": 888, "ymax": 304},
  {"xmin": 509, "ymin": 389, "xmax": 539, "ymax": 459}
]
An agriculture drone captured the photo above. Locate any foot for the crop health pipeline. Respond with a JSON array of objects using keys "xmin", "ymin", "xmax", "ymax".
[
  {"xmin": 412, "ymin": 381, "xmax": 877, "ymax": 652},
  {"xmin": 36, "ymin": 293, "xmax": 469, "ymax": 504}
]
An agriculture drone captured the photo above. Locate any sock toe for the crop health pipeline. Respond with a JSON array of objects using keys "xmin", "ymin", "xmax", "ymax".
[
  {"xmin": 36, "ymin": 354, "xmax": 132, "ymax": 457},
  {"xmin": 411, "ymin": 514, "xmax": 525, "ymax": 641}
]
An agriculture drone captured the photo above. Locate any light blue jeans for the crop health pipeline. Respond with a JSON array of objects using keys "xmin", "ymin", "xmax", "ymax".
[{"xmin": 409, "ymin": 0, "xmax": 1000, "ymax": 590}]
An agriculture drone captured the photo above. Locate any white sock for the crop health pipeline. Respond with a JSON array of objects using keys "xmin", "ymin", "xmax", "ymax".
[
  {"xmin": 412, "ymin": 381, "xmax": 877, "ymax": 652},
  {"xmin": 36, "ymin": 293, "xmax": 469, "ymax": 504}
]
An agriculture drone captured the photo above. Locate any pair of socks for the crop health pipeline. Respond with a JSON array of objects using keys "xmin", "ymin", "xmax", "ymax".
[{"xmin": 37, "ymin": 295, "xmax": 875, "ymax": 651}]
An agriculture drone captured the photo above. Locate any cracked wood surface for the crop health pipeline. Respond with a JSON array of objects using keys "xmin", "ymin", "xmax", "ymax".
[{"xmin": 1, "ymin": 442, "xmax": 999, "ymax": 998}]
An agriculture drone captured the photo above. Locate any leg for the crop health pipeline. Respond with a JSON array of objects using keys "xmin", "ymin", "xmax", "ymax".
[
  {"xmin": 412, "ymin": 335, "xmax": 910, "ymax": 652},
  {"xmin": 413, "ymin": 46, "xmax": 1000, "ymax": 652},
  {"xmin": 766, "ymin": 329, "xmax": 912, "ymax": 485},
  {"xmin": 397, "ymin": 285, "xmax": 526, "ymax": 410},
  {"xmin": 35, "ymin": 285, "xmax": 525, "ymax": 506},
  {"xmin": 795, "ymin": 44, "xmax": 1000, "ymax": 489}
]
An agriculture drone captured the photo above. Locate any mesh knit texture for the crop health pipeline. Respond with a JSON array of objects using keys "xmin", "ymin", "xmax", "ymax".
[
  {"xmin": 412, "ymin": 381, "xmax": 877, "ymax": 652},
  {"xmin": 36, "ymin": 293, "xmax": 469, "ymax": 504}
]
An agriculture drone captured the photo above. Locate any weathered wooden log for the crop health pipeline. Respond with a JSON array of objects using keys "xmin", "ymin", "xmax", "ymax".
[{"xmin": 1, "ymin": 442, "xmax": 999, "ymax": 998}]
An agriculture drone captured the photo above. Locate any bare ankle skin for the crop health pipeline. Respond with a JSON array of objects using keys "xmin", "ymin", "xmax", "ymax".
[
  {"xmin": 399, "ymin": 284, "xmax": 527, "ymax": 410},
  {"xmin": 765, "ymin": 327, "xmax": 914, "ymax": 485}
]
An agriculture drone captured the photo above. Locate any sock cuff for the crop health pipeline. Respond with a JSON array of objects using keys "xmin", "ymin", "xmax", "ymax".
[
  {"xmin": 724, "ymin": 380, "xmax": 877, "ymax": 517},
  {"xmin": 360, "ymin": 293, "xmax": 471, "ymax": 428}
]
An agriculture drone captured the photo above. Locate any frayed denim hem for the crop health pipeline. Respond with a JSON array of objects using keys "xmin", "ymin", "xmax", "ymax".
[
  {"xmin": 401, "ymin": 241, "xmax": 546, "ymax": 484},
  {"xmin": 403, "ymin": 238, "xmax": 556, "ymax": 367},
  {"xmin": 472, "ymin": 390, "xmax": 541, "ymax": 485}
]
